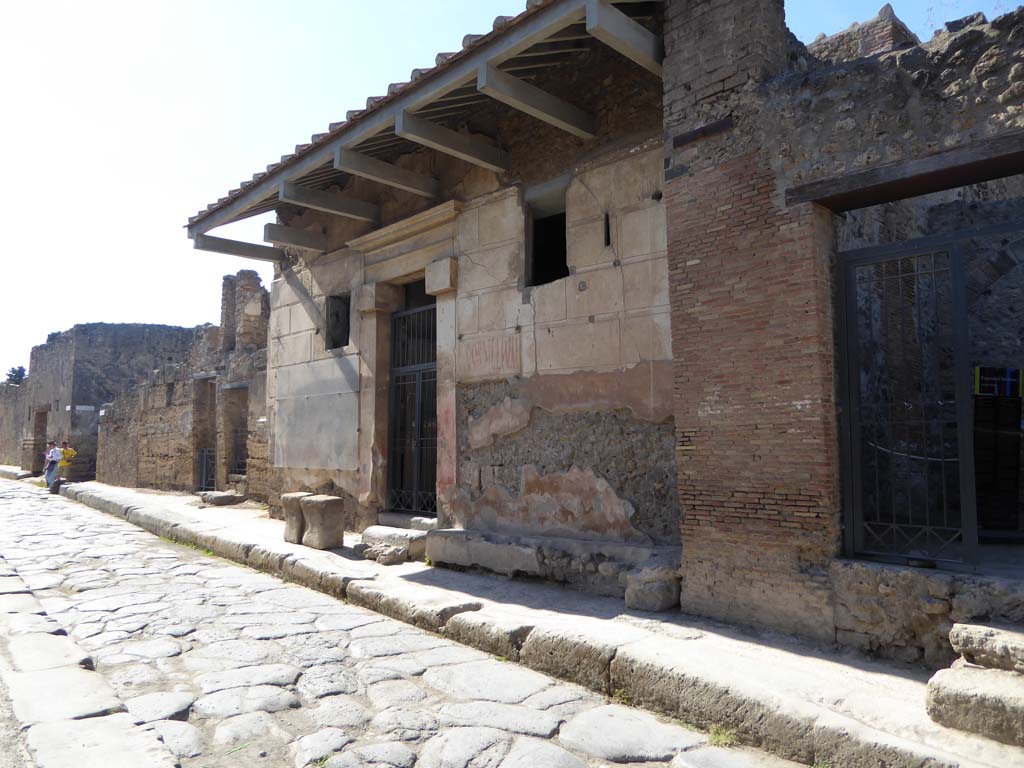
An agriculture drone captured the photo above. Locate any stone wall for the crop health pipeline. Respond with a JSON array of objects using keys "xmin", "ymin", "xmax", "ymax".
[
  {"xmin": 660, "ymin": 0, "xmax": 1024, "ymax": 656},
  {"xmin": 96, "ymin": 272, "xmax": 270, "ymax": 500},
  {"xmin": 0, "ymin": 384, "xmax": 24, "ymax": 466}
]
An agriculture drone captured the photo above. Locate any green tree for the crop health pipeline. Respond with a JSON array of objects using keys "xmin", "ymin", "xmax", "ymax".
[{"xmin": 5, "ymin": 366, "xmax": 26, "ymax": 385}]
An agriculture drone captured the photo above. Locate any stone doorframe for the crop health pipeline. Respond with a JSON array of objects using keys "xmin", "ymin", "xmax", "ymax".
[{"xmin": 348, "ymin": 201, "xmax": 461, "ymax": 524}]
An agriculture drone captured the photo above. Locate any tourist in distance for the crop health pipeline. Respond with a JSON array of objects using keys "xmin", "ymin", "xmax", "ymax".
[
  {"xmin": 58, "ymin": 440, "xmax": 77, "ymax": 481},
  {"xmin": 43, "ymin": 441, "xmax": 61, "ymax": 487}
]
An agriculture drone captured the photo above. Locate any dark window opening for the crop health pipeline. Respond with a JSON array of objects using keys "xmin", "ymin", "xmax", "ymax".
[
  {"xmin": 165, "ymin": 383, "xmax": 174, "ymax": 408},
  {"xmin": 403, "ymin": 280, "xmax": 435, "ymax": 311},
  {"xmin": 529, "ymin": 211, "xmax": 568, "ymax": 287},
  {"xmin": 325, "ymin": 295, "xmax": 351, "ymax": 350},
  {"xmin": 604, "ymin": 212, "xmax": 611, "ymax": 247}
]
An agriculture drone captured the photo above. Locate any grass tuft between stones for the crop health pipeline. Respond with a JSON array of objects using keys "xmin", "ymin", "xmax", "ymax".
[{"xmin": 708, "ymin": 725, "xmax": 737, "ymax": 747}]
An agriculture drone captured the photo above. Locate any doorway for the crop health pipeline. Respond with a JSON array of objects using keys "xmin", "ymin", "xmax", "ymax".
[
  {"xmin": 840, "ymin": 221, "xmax": 1024, "ymax": 568},
  {"xmin": 30, "ymin": 410, "xmax": 48, "ymax": 473},
  {"xmin": 386, "ymin": 282, "xmax": 437, "ymax": 517}
]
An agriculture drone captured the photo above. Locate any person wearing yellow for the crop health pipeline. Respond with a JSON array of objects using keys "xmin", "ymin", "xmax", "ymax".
[{"xmin": 57, "ymin": 441, "xmax": 77, "ymax": 480}]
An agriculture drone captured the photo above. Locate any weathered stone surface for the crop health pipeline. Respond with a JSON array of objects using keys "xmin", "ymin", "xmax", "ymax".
[
  {"xmin": 625, "ymin": 574, "xmax": 681, "ymax": 612},
  {"xmin": 0, "ymin": 576, "xmax": 28, "ymax": 594},
  {"xmin": 310, "ymin": 695, "xmax": 372, "ymax": 728},
  {"xmin": 927, "ymin": 664, "xmax": 1024, "ymax": 746},
  {"xmin": 671, "ymin": 746, "xmax": 807, "ymax": 767},
  {"xmin": 281, "ymin": 492, "xmax": 311, "ymax": 544},
  {"xmin": 192, "ymin": 684, "xmax": 300, "ymax": 718},
  {"xmin": 6, "ymin": 667, "xmax": 124, "ymax": 724},
  {"xmin": 369, "ymin": 707, "xmax": 439, "ymax": 740},
  {"xmin": 950, "ymin": 622, "xmax": 1024, "ymax": 673},
  {"xmin": 423, "ymin": 659, "xmax": 550, "ymax": 703},
  {"xmin": 124, "ymin": 691, "xmax": 195, "ymax": 723},
  {"xmin": 437, "ymin": 701, "xmax": 561, "ymax": 737},
  {"xmin": 468, "ymin": 396, "xmax": 533, "ymax": 449},
  {"xmin": 443, "ymin": 611, "xmax": 534, "ymax": 661},
  {"xmin": 199, "ymin": 490, "xmax": 245, "ymax": 506},
  {"xmin": 212, "ymin": 710, "xmax": 294, "ymax": 745},
  {"xmin": 153, "ymin": 720, "xmax": 203, "ymax": 758},
  {"xmin": 363, "ymin": 543, "xmax": 409, "ymax": 565},
  {"xmin": 362, "ymin": 525, "xmax": 427, "ymax": 560},
  {"xmin": 366, "ymin": 679, "xmax": 427, "ymax": 709},
  {"xmin": 107, "ymin": 638, "xmax": 183, "ymax": 660},
  {"xmin": 519, "ymin": 624, "xmax": 648, "ymax": 693},
  {"xmin": 196, "ymin": 663, "xmax": 302, "ymax": 693},
  {"xmin": 501, "ymin": 738, "xmax": 586, "ymax": 768},
  {"xmin": 299, "ymin": 495, "xmax": 345, "ymax": 550},
  {"xmin": 7, "ymin": 632, "xmax": 92, "ymax": 671},
  {"xmin": 326, "ymin": 742, "xmax": 417, "ymax": 768},
  {"xmin": 418, "ymin": 727, "xmax": 511, "ymax": 768},
  {"xmin": 293, "ymin": 728, "xmax": 353, "ymax": 767},
  {"xmin": 0, "ymin": 612, "xmax": 63, "ymax": 636},
  {"xmin": 0, "ymin": 594, "xmax": 44, "ymax": 614},
  {"xmin": 559, "ymin": 705, "xmax": 705, "ymax": 762},
  {"xmin": 297, "ymin": 664, "xmax": 361, "ymax": 699},
  {"xmin": 26, "ymin": 713, "xmax": 178, "ymax": 768}
]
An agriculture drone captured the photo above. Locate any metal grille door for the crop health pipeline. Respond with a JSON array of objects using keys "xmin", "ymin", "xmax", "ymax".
[
  {"xmin": 387, "ymin": 304, "xmax": 437, "ymax": 516},
  {"xmin": 843, "ymin": 243, "xmax": 976, "ymax": 564}
]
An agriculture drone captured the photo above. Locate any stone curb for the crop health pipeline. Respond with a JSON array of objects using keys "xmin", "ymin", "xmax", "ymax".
[
  {"xmin": 0, "ymin": 467, "xmax": 32, "ymax": 481},
  {"xmin": 54, "ymin": 482, "xmax": 1015, "ymax": 768}
]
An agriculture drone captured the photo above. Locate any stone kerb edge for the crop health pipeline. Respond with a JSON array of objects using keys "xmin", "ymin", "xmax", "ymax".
[{"xmin": 57, "ymin": 483, "xmax": 973, "ymax": 768}]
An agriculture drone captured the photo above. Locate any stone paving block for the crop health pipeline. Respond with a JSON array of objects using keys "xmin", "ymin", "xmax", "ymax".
[
  {"xmin": 436, "ymin": 701, "xmax": 561, "ymax": 737},
  {"xmin": 0, "ymin": 576, "xmax": 28, "ymax": 595},
  {"xmin": 152, "ymin": 720, "xmax": 203, "ymax": 758},
  {"xmin": 26, "ymin": 713, "xmax": 178, "ymax": 768},
  {"xmin": 0, "ymin": 594, "xmax": 44, "ymax": 615},
  {"xmin": 422, "ymin": 659, "xmax": 551, "ymax": 704},
  {"xmin": 0, "ymin": 612, "xmax": 63, "ymax": 636},
  {"xmin": 927, "ymin": 664, "xmax": 1024, "ymax": 747},
  {"xmin": 501, "ymin": 737, "xmax": 586, "ymax": 768},
  {"xmin": 193, "ymin": 684, "xmax": 301, "ymax": 718},
  {"xmin": 195, "ymin": 663, "xmax": 302, "ymax": 693},
  {"xmin": 325, "ymin": 741, "xmax": 417, "ymax": 768},
  {"xmin": 559, "ymin": 704, "xmax": 705, "ymax": 762},
  {"xmin": 124, "ymin": 691, "xmax": 195, "ymax": 723},
  {"xmin": 212, "ymin": 710, "xmax": 294, "ymax": 746},
  {"xmin": 293, "ymin": 727, "xmax": 353, "ymax": 767},
  {"xmin": 5, "ymin": 666, "xmax": 124, "ymax": 724},
  {"xmin": 7, "ymin": 632, "xmax": 92, "ymax": 671}
]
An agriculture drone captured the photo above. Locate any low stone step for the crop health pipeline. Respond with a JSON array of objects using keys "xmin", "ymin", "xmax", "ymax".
[
  {"xmin": 377, "ymin": 512, "xmax": 437, "ymax": 531},
  {"xmin": 362, "ymin": 525, "xmax": 427, "ymax": 560},
  {"xmin": 198, "ymin": 491, "xmax": 245, "ymax": 507},
  {"xmin": 951, "ymin": 622, "xmax": 1024, "ymax": 673},
  {"xmin": 927, "ymin": 662, "xmax": 1024, "ymax": 747}
]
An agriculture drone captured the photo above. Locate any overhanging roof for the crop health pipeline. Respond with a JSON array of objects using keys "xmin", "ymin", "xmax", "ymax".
[{"xmin": 186, "ymin": 0, "xmax": 662, "ymax": 241}]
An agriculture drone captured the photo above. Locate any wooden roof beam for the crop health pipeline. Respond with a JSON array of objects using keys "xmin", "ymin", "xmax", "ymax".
[
  {"xmin": 334, "ymin": 148, "xmax": 440, "ymax": 198},
  {"xmin": 194, "ymin": 234, "xmax": 285, "ymax": 263},
  {"xmin": 278, "ymin": 181, "xmax": 379, "ymax": 224},
  {"xmin": 395, "ymin": 111, "xmax": 509, "ymax": 173},
  {"xmin": 264, "ymin": 223, "xmax": 328, "ymax": 252},
  {"xmin": 585, "ymin": 0, "xmax": 662, "ymax": 77},
  {"xmin": 477, "ymin": 64, "xmax": 596, "ymax": 139}
]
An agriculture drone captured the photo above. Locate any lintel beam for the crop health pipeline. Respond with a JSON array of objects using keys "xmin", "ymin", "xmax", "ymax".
[
  {"xmin": 278, "ymin": 181, "xmax": 379, "ymax": 224},
  {"xmin": 193, "ymin": 234, "xmax": 285, "ymax": 263},
  {"xmin": 585, "ymin": 0, "xmax": 662, "ymax": 77},
  {"xmin": 477, "ymin": 64, "xmax": 596, "ymax": 139},
  {"xmin": 334, "ymin": 148, "xmax": 440, "ymax": 198},
  {"xmin": 264, "ymin": 223, "xmax": 328, "ymax": 252},
  {"xmin": 395, "ymin": 111, "xmax": 509, "ymax": 173}
]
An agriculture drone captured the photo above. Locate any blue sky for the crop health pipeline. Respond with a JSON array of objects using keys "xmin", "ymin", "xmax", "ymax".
[{"xmin": 0, "ymin": 0, "xmax": 1016, "ymax": 376}]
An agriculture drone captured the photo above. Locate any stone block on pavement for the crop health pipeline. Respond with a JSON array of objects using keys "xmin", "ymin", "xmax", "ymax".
[
  {"xmin": 26, "ymin": 713, "xmax": 178, "ymax": 768},
  {"xmin": 281, "ymin": 492, "xmax": 312, "ymax": 544},
  {"xmin": 8, "ymin": 632, "xmax": 92, "ymax": 672},
  {"xmin": 0, "ymin": 576, "xmax": 28, "ymax": 595},
  {"xmin": 199, "ymin": 490, "xmax": 245, "ymax": 506},
  {"xmin": 124, "ymin": 691, "xmax": 195, "ymax": 723},
  {"xmin": 950, "ymin": 622, "xmax": 1024, "ymax": 674},
  {"xmin": 926, "ymin": 663, "xmax": 1024, "ymax": 746},
  {"xmin": 559, "ymin": 704, "xmax": 705, "ymax": 762},
  {"xmin": 299, "ymin": 495, "xmax": 345, "ymax": 550},
  {"xmin": 6, "ymin": 666, "xmax": 123, "ymax": 724},
  {"xmin": 362, "ymin": 525, "xmax": 427, "ymax": 560}
]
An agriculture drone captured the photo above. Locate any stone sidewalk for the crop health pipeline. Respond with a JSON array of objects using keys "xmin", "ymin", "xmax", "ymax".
[{"xmin": 12, "ymin": 476, "xmax": 1024, "ymax": 768}]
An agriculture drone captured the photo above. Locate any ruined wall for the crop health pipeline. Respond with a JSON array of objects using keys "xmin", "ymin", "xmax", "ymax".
[
  {"xmin": 96, "ymin": 273, "xmax": 270, "ymax": 498},
  {"xmin": 0, "ymin": 384, "xmax": 25, "ymax": 466},
  {"xmin": 661, "ymin": 0, "xmax": 1024, "ymax": 654}
]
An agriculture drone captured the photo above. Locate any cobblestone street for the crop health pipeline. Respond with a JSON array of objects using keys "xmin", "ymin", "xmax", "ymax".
[{"xmin": 0, "ymin": 480, "xmax": 796, "ymax": 768}]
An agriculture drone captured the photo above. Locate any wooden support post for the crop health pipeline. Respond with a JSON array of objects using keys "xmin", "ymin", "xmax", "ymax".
[
  {"xmin": 193, "ymin": 234, "xmax": 285, "ymax": 263},
  {"xmin": 278, "ymin": 181, "xmax": 379, "ymax": 223},
  {"xmin": 477, "ymin": 64, "xmax": 595, "ymax": 139},
  {"xmin": 263, "ymin": 223, "xmax": 328, "ymax": 252},
  {"xmin": 395, "ymin": 111, "xmax": 509, "ymax": 172},
  {"xmin": 585, "ymin": 0, "xmax": 662, "ymax": 77},
  {"xmin": 334, "ymin": 148, "xmax": 440, "ymax": 198}
]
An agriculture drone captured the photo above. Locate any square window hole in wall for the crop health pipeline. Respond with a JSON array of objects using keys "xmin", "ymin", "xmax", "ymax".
[
  {"xmin": 326, "ymin": 295, "xmax": 351, "ymax": 350},
  {"xmin": 526, "ymin": 174, "xmax": 570, "ymax": 287}
]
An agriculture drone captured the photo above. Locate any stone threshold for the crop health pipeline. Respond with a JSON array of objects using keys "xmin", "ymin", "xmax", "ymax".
[{"xmin": 43, "ymin": 479, "xmax": 1024, "ymax": 768}]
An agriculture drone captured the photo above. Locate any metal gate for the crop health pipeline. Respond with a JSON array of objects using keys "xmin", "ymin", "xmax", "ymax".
[
  {"xmin": 840, "ymin": 221, "xmax": 1024, "ymax": 566},
  {"xmin": 197, "ymin": 448, "xmax": 216, "ymax": 492},
  {"xmin": 386, "ymin": 303, "xmax": 437, "ymax": 516}
]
